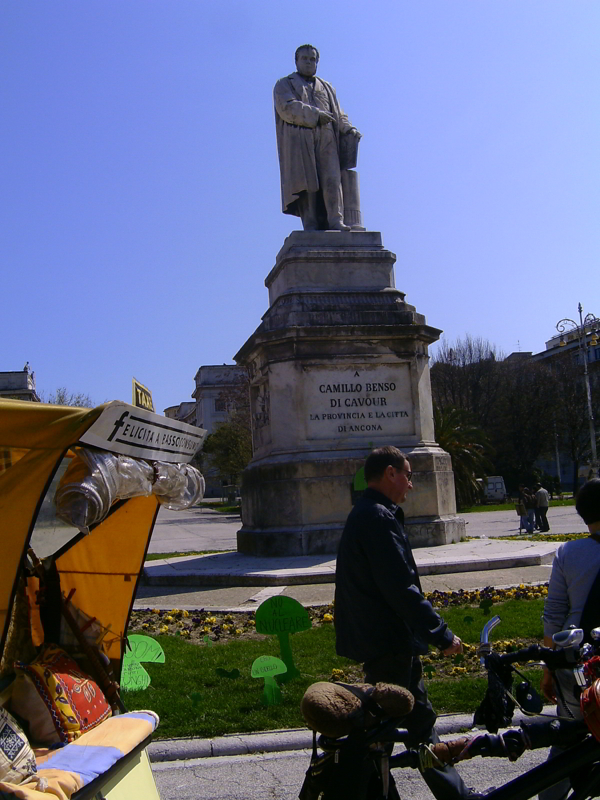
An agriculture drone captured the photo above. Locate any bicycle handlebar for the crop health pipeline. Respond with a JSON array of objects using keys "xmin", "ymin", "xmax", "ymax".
[
  {"xmin": 489, "ymin": 644, "xmax": 571, "ymax": 671},
  {"xmin": 479, "ymin": 615, "xmax": 581, "ymax": 671}
]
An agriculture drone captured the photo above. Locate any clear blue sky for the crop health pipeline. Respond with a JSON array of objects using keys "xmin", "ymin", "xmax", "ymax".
[{"xmin": 3, "ymin": 1, "xmax": 599, "ymax": 412}]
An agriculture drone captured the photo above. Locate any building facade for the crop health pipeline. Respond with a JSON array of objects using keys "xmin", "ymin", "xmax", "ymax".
[
  {"xmin": 0, "ymin": 368, "xmax": 41, "ymax": 402},
  {"xmin": 164, "ymin": 365, "xmax": 248, "ymax": 498},
  {"xmin": 529, "ymin": 320, "xmax": 600, "ymax": 491},
  {"xmin": 164, "ymin": 401, "xmax": 197, "ymax": 426},
  {"xmin": 192, "ymin": 365, "xmax": 247, "ymax": 434}
]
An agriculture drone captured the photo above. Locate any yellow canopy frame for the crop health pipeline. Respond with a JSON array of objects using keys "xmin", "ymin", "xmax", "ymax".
[{"xmin": 0, "ymin": 398, "xmax": 160, "ymax": 667}]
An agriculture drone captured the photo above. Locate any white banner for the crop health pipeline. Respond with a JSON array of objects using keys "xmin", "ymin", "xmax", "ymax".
[{"xmin": 80, "ymin": 402, "xmax": 206, "ymax": 463}]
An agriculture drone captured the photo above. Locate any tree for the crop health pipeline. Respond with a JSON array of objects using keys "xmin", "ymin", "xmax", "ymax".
[
  {"xmin": 489, "ymin": 360, "xmax": 557, "ymax": 490},
  {"xmin": 44, "ymin": 387, "xmax": 94, "ymax": 407},
  {"xmin": 202, "ymin": 417, "xmax": 252, "ymax": 485},
  {"xmin": 431, "ymin": 336, "xmax": 562, "ymax": 492},
  {"xmin": 433, "ymin": 405, "xmax": 494, "ymax": 509},
  {"xmin": 431, "ymin": 336, "xmax": 505, "ymax": 428},
  {"xmin": 198, "ymin": 372, "xmax": 252, "ymax": 485}
]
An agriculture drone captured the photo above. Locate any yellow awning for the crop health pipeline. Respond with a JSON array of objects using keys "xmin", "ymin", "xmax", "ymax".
[{"xmin": 0, "ymin": 399, "xmax": 159, "ymax": 663}]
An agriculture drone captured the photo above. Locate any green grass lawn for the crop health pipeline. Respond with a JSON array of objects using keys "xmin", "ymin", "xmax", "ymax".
[
  {"xmin": 124, "ymin": 625, "xmax": 355, "ymax": 739},
  {"xmin": 124, "ymin": 597, "xmax": 546, "ymax": 739},
  {"xmin": 441, "ymin": 597, "xmax": 544, "ymax": 642},
  {"xmin": 198, "ymin": 502, "xmax": 241, "ymax": 514},
  {"xmin": 461, "ymin": 498, "xmax": 574, "ymax": 513},
  {"xmin": 144, "ymin": 550, "xmax": 225, "ymax": 561}
]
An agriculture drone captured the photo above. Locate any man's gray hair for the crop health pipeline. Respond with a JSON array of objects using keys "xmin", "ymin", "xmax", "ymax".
[{"xmin": 295, "ymin": 44, "xmax": 319, "ymax": 62}]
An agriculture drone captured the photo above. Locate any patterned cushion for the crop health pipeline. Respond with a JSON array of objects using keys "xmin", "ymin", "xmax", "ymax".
[
  {"xmin": 0, "ymin": 706, "xmax": 37, "ymax": 785},
  {"xmin": 12, "ymin": 644, "xmax": 112, "ymax": 745}
]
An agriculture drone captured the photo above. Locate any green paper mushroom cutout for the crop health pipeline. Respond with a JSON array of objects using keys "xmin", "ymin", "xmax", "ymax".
[
  {"xmin": 255, "ymin": 596, "xmax": 311, "ymax": 682},
  {"xmin": 251, "ymin": 656, "xmax": 287, "ymax": 705},
  {"xmin": 121, "ymin": 634, "xmax": 165, "ymax": 692}
]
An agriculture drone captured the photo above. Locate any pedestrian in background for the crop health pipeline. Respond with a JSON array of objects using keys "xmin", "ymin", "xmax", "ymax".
[
  {"xmin": 535, "ymin": 482, "xmax": 550, "ymax": 532},
  {"xmin": 518, "ymin": 484, "xmax": 535, "ymax": 533}
]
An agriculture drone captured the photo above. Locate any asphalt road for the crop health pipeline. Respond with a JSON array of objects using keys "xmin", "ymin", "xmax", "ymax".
[{"xmin": 153, "ymin": 743, "xmax": 549, "ymax": 800}]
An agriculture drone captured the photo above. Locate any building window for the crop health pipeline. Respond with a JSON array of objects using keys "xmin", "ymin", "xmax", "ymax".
[{"xmin": 215, "ymin": 399, "xmax": 226, "ymax": 412}]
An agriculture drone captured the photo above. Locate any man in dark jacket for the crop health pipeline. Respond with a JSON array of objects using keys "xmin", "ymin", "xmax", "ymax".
[{"xmin": 335, "ymin": 445, "xmax": 473, "ymax": 800}]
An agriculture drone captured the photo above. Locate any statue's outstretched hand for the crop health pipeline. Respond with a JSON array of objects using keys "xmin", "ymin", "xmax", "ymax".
[{"xmin": 318, "ymin": 110, "xmax": 335, "ymax": 125}]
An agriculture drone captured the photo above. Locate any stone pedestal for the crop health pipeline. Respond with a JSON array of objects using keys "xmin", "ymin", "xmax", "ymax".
[{"xmin": 234, "ymin": 231, "xmax": 465, "ymax": 556}]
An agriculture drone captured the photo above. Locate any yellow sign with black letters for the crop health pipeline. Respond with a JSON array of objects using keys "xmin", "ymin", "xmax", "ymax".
[{"xmin": 132, "ymin": 378, "xmax": 155, "ymax": 412}]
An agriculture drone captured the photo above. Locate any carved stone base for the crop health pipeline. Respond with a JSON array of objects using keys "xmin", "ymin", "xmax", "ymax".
[
  {"xmin": 234, "ymin": 231, "xmax": 465, "ymax": 557},
  {"xmin": 237, "ymin": 446, "xmax": 464, "ymax": 557}
]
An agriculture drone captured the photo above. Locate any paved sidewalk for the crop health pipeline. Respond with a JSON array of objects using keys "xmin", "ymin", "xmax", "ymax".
[
  {"xmin": 144, "ymin": 505, "xmax": 584, "ymax": 590},
  {"xmin": 150, "ymin": 506, "xmax": 238, "ymax": 553},
  {"xmin": 134, "ymin": 564, "xmax": 554, "ymax": 612},
  {"xmin": 143, "ymin": 537, "xmax": 559, "ymax": 587},
  {"xmin": 136, "ymin": 505, "xmax": 585, "ymax": 611},
  {"xmin": 148, "ymin": 504, "xmax": 585, "ymax": 556}
]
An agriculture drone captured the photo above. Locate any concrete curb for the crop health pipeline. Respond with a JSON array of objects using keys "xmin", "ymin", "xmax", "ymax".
[
  {"xmin": 143, "ymin": 551, "xmax": 556, "ymax": 588},
  {"xmin": 148, "ymin": 728, "xmax": 313, "ymax": 762},
  {"xmin": 147, "ymin": 710, "xmax": 548, "ymax": 763}
]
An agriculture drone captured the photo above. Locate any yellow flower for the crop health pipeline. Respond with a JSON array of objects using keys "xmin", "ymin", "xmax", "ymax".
[
  {"xmin": 180, "ymin": 629, "xmax": 190, "ymax": 637},
  {"xmin": 203, "ymin": 625, "xmax": 211, "ymax": 633},
  {"xmin": 182, "ymin": 610, "xmax": 189, "ymax": 618},
  {"xmin": 141, "ymin": 623, "xmax": 149, "ymax": 629},
  {"xmin": 222, "ymin": 624, "xmax": 231, "ymax": 631},
  {"xmin": 206, "ymin": 616, "xmax": 217, "ymax": 624},
  {"xmin": 235, "ymin": 629, "xmax": 242, "ymax": 635},
  {"xmin": 164, "ymin": 615, "xmax": 174, "ymax": 623},
  {"xmin": 159, "ymin": 625, "xmax": 169, "ymax": 634},
  {"xmin": 323, "ymin": 613, "xmax": 333, "ymax": 622},
  {"xmin": 247, "ymin": 619, "xmax": 255, "ymax": 627},
  {"xmin": 152, "ymin": 608, "xmax": 160, "ymax": 614}
]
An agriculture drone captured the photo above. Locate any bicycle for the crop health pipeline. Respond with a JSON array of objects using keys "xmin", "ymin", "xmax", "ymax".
[{"xmin": 299, "ymin": 617, "xmax": 600, "ymax": 800}]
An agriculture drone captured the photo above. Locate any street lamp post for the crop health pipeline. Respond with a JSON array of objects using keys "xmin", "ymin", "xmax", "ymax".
[{"xmin": 556, "ymin": 303, "xmax": 600, "ymax": 473}]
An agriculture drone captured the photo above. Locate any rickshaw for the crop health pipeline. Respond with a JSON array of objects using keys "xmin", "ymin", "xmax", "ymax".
[{"xmin": 0, "ymin": 398, "xmax": 206, "ymax": 799}]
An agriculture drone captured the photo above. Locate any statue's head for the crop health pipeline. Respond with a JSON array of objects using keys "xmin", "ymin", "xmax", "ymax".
[{"xmin": 295, "ymin": 45, "xmax": 319, "ymax": 78}]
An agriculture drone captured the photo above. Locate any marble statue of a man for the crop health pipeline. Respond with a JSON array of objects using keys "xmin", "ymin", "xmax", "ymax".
[{"xmin": 274, "ymin": 45, "xmax": 362, "ymax": 232}]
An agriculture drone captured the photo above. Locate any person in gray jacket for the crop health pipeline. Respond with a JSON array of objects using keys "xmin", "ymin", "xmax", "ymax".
[
  {"xmin": 540, "ymin": 478, "xmax": 600, "ymax": 800},
  {"xmin": 534, "ymin": 483, "xmax": 551, "ymax": 532}
]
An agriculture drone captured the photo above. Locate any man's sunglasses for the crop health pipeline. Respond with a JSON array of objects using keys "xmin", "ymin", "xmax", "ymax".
[{"xmin": 395, "ymin": 467, "xmax": 412, "ymax": 481}]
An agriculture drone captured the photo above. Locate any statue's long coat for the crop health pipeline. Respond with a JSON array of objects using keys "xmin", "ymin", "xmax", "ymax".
[{"xmin": 274, "ymin": 72, "xmax": 353, "ymax": 217}]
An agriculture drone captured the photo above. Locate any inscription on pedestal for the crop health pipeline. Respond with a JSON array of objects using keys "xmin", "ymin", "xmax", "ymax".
[{"xmin": 303, "ymin": 365, "xmax": 414, "ymax": 440}]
